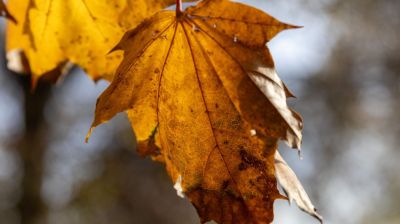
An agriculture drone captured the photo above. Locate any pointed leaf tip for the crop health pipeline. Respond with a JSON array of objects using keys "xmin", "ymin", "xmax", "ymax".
[
  {"xmin": 85, "ymin": 127, "xmax": 94, "ymax": 143},
  {"xmin": 287, "ymin": 24, "xmax": 304, "ymax": 30},
  {"xmin": 1, "ymin": 1, "xmax": 17, "ymax": 23},
  {"xmin": 275, "ymin": 151, "xmax": 323, "ymax": 223}
]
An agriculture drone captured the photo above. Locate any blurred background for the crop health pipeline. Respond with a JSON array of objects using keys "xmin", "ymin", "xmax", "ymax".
[{"xmin": 0, "ymin": 0, "xmax": 399, "ymax": 223}]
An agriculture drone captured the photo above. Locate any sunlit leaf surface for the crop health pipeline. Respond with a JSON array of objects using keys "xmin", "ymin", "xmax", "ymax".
[{"xmin": 88, "ymin": 0, "xmax": 305, "ymax": 223}]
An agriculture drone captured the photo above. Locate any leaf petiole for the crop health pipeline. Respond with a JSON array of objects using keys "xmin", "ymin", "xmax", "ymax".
[{"xmin": 176, "ymin": 0, "xmax": 182, "ymax": 16}]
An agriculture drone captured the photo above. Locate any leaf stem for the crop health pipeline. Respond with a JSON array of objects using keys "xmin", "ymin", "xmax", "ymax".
[{"xmin": 176, "ymin": 0, "xmax": 182, "ymax": 16}]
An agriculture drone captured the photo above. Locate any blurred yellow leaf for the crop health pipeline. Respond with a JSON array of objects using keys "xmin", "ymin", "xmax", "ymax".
[
  {"xmin": 88, "ymin": 0, "xmax": 303, "ymax": 223},
  {"xmin": 0, "ymin": 0, "xmax": 16, "ymax": 23},
  {"xmin": 6, "ymin": 0, "xmax": 179, "ymax": 85}
]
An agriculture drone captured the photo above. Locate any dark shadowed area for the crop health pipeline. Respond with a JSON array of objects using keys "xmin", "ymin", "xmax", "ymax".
[{"xmin": 0, "ymin": 0, "xmax": 399, "ymax": 223}]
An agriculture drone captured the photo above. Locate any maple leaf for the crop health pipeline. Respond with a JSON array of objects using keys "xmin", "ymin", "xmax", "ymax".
[
  {"xmin": 0, "ymin": 0, "xmax": 16, "ymax": 23},
  {"xmin": 87, "ymin": 0, "xmax": 310, "ymax": 223},
  {"xmin": 5, "ymin": 0, "xmax": 180, "ymax": 86}
]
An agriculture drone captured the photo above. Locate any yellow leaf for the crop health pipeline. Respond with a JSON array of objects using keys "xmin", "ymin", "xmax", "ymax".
[
  {"xmin": 6, "ymin": 0, "xmax": 179, "ymax": 85},
  {"xmin": 0, "ymin": 0, "xmax": 16, "ymax": 23},
  {"xmin": 88, "ymin": 0, "xmax": 303, "ymax": 223}
]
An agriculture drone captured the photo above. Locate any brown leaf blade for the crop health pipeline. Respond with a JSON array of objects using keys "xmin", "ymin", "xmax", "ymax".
[
  {"xmin": 186, "ymin": 0, "xmax": 299, "ymax": 48},
  {"xmin": 89, "ymin": 0, "xmax": 304, "ymax": 223}
]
